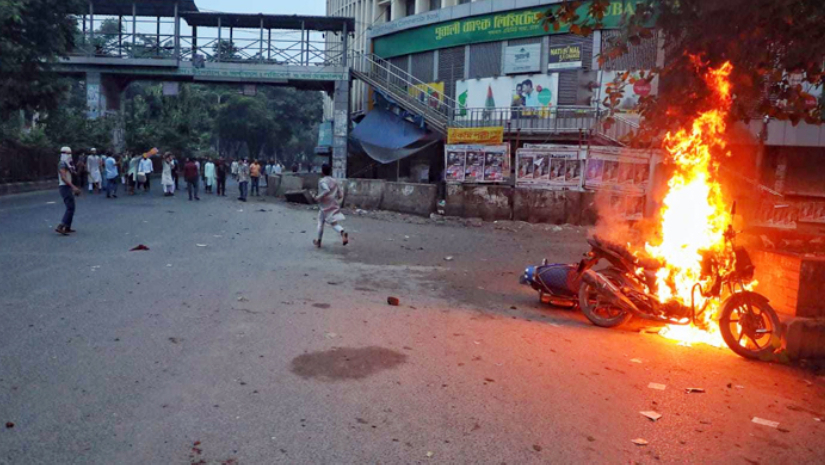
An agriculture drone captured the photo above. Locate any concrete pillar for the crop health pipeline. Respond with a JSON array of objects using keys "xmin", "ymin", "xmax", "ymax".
[
  {"xmin": 332, "ymin": 79, "xmax": 351, "ymax": 179},
  {"xmin": 86, "ymin": 72, "xmax": 105, "ymax": 119},
  {"xmin": 415, "ymin": 0, "xmax": 427, "ymax": 14},
  {"xmin": 391, "ymin": 0, "xmax": 404, "ymax": 20},
  {"xmin": 86, "ymin": 72, "xmax": 128, "ymax": 152}
]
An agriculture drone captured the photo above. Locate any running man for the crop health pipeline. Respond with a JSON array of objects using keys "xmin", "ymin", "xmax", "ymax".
[
  {"xmin": 312, "ymin": 164, "xmax": 348, "ymax": 248},
  {"xmin": 56, "ymin": 147, "xmax": 80, "ymax": 235}
]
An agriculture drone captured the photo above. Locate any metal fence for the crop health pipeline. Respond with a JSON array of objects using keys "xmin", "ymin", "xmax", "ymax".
[{"xmin": 456, "ymin": 106, "xmax": 600, "ymax": 134}]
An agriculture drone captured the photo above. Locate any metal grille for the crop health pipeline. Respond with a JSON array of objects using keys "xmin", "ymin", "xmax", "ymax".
[
  {"xmin": 389, "ymin": 55, "xmax": 409, "ymax": 89},
  {"xmin": 600, "ymin": 30, "xmax": 657, "ymax": 70},
  {"xmin": 438, "ymin": 46, "xmax": 465, "ymax": 100},
  {"xmin": 410, "ymin": 51, "xmax": 435, "ymax": 83},
  {"xmin": 468, "ymin": 42, "xmax": 503, "ymax": 79}
]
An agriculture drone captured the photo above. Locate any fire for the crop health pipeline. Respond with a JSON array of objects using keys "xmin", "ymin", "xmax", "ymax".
[{"xmin": 644, "ymin": 61, "xmax": 735, "ymax": 347}]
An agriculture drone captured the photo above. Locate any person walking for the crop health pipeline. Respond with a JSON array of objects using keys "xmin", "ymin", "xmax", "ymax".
[
  {"xmin": 273, "ymin": 162, "xmax": 283, "ymax": 175},
  {"xmin": 231, "ymin": 159, "xmax": 239, "ymax": 180},
  {"xmin": 216, "ymin": 158, "xmax": 227, "ymax": 196},
  {"xmin": 56, "ymin": 147, "xmax": 80, "ymax": 235},
  {"xmin": 264, "ymin": 161, "xmax": 271, "ymax": 188},
  {"xmin": 237, "ymin": 158, "xmax": 250, "ymax": 202},
  {"xmin": 250, "ymin": 160, "xmax": 261, "ymax": 196},
  {"xmin": 204, "ymin": 159, "xmax": 216, "ymax": 194},
  {"xmin": 161, "ymin": 152, "xmax": 175, "ymax": 196},
  {"xmin": 87, "ymin": 148, "xmax": 101, "ymax": 193},
  {"xmin": 184, "ymin": 157, "xmax": 200, "ymax": 201},
  {"xmin": 312, "ymin": 164, "xmax": 348, "ymax": 248},
  {"xmin": 104, "ymin": 152, "xmax": 119, "ymax": 198},
  {"xmin": 138, "ymin": 152, "xmax": 154, "ymax": 193},
  {"xmin": 171, "ymin": 156, "xmax": 179, "ymax": 189},
  {"xmin": 127, "ymin": 154, "xmax": 139, "ymax": 195}
]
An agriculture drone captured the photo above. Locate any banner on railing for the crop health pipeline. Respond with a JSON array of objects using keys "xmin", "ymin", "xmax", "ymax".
[
  {"xmin": 455, "ymin": 73, "xmax": 558, "ymax": 120},
  {"xmin": 409, "ymin": 82, "xmax": 444, "ymax": 109},
  {"xmin": 447, "ymin": 127, "xmax": 504, "ymax": 145},
  {"xmin": 597, "ymin": 70, "xmax": 659, "ymax": 113},
  {"xmin": 584, "ymin": 146, "xmax": 652, "ymax": 194},
  {"xmin": 516, "ymin": 145, "xmax": 583, "ymax": 189},
  {"xmin": 445, "ymin": 144, "xmax": 510, "ymax": 183}
]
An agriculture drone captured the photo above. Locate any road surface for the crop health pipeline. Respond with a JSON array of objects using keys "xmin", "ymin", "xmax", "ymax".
[{"xmin": 1, "ymin": 182, "xmax": 823, "ymax": 464}]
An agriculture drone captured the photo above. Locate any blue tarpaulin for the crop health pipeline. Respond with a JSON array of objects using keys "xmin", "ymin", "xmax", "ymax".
[{"xmin": 351, "ymin": 108, "xmax": 433, "ymax": 164}]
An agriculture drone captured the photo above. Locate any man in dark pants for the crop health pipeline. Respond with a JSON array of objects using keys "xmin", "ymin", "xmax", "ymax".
[
  {"xmin": 56, "ymin": 147, "xmax": 81, "ymax": 235},
  {"xmin": 184, "ymin": 157, "xmax": 200, "ymax": 201},
  {"xmin": 216, "ymin": 158, "xmax": 227, "ymax": 196}
]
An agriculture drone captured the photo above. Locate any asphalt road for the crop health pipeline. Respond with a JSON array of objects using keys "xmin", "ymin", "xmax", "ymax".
[{"xmin": 1, "ymin": 180, "xmax": 823, "ymax": 464}]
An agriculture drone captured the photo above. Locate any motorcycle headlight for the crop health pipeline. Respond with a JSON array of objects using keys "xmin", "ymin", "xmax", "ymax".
[{"xmin": 520, "ymin": 266, "xmax": 535, "ymax": 285}]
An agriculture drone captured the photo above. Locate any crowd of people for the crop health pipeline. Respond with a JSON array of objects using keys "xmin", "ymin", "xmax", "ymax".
[{"xmin": 55, "ymin": 146, "xmax": 348, "ymax": 246}]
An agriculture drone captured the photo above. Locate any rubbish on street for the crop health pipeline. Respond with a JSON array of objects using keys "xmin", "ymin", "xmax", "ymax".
[
  {"xmin": 196, "ymin": 244, "xmax": 208, "ymax": 247},
  {"xmin": 752, "ymin": 417, "xmax": 779, "ymax": 428},
  {"xmin": 5, "ymin": 422, "xmax": 14, "ymax": 429},
  {"xmin": 640, "ymin": 411, "xmax": 662, "ymax": 421},
  {"xmin": 630, "ymin": 358, "xmax": 643, "ymax": 364},
  {"xmin": 631, "ymin": 438, "xmax": 648, "ymax": 446},
  {"xmin": 387, "ymin": 296, "xmax": 400, "ymax": 306},
  {"xmin": 46, "ymin": 201, "xmax": 56, "ymax": 204},
  {"xmin": 648, "ymin": 383, "xmax": 666, "ymax": 390},
  {"xmin": 130, "ymin": 244, "xmax": 149, "ymax": 251},
  {"xmin": 426, "ymin": 451, "xmax": 434, "ymax": 457},
  {"xmin": 685, "ymin": 387, "xmax": 706, "ymax": 393},
  {"xmin": 444, "ymin": 256, "xmax": 454, "ymax": 261},
  {"xmin": 237, "ymin": 297, "xmax": 249, "ymax": 302},
  {"xmin": 324, "ymin": 332, "xmax": 337, "ymax": 339}
]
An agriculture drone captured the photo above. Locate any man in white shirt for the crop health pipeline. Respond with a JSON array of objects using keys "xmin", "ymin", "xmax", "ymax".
[
  {"xmin": 273, "ymin": 163, "xmax": 283, "ymax": 175},
  {"xmin": 138, "ymin": 153, "xmax": 154, "ymax": 193}
]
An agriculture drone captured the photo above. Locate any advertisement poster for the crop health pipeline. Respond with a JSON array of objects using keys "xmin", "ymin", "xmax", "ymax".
[
  {"xmin": 445, "ymin": 145, "xmax": 510, "ymax": 184},
  {"xmin": 409, "ymin": 81, "xmax": 444, "ymax": 109},
  {"xmin": 597, "ymin": 70, "xmax": 660, "ymax": 113},
  {"xmin": 547, "ymin": 43, "xmax": 583, "ymax": 70},
  {"xmin": 456, "ymin": 73, "xmax": 558, "ymax": 120},
  {"xmin": 516, "ymin": 145, "xmax": 581, "ymax": 188},
  {"xmin": 445, "ymin": 148, "xmax": 467, "ymax": 183},
  {"xmin": 447, "ymin": 127, "xmax": 504, "ymax": 145},
  {"xmin": 511, "ymin": 73, "xmax": 559, "ymax": 118},
  {"xmin": 585, "ymin": 146, "xmax": 652, "ymax": 193},
  {"xmin": 504, "ymin": 43, "xmax": 542, "ymax": 74}
]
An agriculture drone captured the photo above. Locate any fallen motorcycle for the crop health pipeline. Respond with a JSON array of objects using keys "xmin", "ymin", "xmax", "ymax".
[
  {"xmin": 519, "ymin": 259, "xmax": 582, "ymax": 308},
  {"xmin": 576, "ymin": 206, "xmax": 782, "ymax": 360}
]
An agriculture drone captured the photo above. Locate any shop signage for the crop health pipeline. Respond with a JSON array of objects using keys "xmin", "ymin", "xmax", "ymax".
[
  {"xmin": 504, "ymin": 43, "xmax": 541, "ymax": 74},
  {"xmin": 374, "ymin": 0, "xmax": 643, "ymax": 58},
  {"xmin": 547, "ymin": 44, "xmax": 583, "ymax": 70},
  {"xmin": 447, "ymin": 127, "xmax": 505, "ymax": 145}
]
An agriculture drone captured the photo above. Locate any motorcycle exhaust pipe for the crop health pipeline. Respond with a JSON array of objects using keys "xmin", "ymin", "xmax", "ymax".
[{"xmin": 581, "ymin": 270, "xmax": 645, "ymax": 316}]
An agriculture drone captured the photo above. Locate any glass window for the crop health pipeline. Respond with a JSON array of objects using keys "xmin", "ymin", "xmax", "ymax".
[
  {"xmin": 458, "ymin": 0, "xmax": 471, "ymax": 4},
  {"xmin": 405, "ymin": 0, "xmax": 415, "ymax": 16},
  {"xmin": 430, "ymin": 0, "xmax": 442, "ymax": 9}
]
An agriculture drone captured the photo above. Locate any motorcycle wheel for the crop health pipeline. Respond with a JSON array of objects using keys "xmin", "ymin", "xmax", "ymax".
[
  {"xmin": 719, "ymin": 293, "xmax": 782, "ymax": 360},
  {"xmin": 578, "ymin": 269, "xmax": 633, "ymax": 328}
]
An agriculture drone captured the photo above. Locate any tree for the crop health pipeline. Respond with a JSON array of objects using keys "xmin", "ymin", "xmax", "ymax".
[
  {"xmin": 540, "ymin": 0, "xmax": 825, "ymax": 143},
  {"xmin": 0, "ymin": 0, "xmax": 84, "ymax": 120},
  {"xmin": 215, "ymin": 95, "xmax": 276, "ymax": 159}
]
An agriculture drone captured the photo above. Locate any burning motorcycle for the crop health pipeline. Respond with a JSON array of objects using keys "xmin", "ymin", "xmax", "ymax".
[
  {"xmin": 576, "ymin": 205, "xmax": 782, "ymax": 360},
  {"xmin": 519, "ymin": 260, "xmax": 582, "ymax": 308}
]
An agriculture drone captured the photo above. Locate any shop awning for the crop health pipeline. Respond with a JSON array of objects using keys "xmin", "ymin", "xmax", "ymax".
[{"xmin": 351, "ymin": 108, "xmax": 436, "ymax": 164}]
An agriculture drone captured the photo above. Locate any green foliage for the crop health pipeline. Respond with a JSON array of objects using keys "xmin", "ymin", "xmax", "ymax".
[{"xmin": 0, "ymin": 0, "xmax": 84, "ymax": 118}]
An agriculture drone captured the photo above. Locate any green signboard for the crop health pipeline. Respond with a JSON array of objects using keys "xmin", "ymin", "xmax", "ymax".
[{"xmin": 374, "ymin": 0, "xmax": 642, "ymax": 58}]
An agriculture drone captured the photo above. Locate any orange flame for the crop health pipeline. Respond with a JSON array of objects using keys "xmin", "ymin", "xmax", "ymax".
[{"xmin": 645, "ymin": 62, "xmax": 735, "ymax": 347}]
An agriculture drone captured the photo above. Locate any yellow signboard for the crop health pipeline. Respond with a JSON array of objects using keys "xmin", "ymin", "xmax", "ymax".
[{"xmin": 447, "ymin": 127, "xmax": 505, "ymax": 145}]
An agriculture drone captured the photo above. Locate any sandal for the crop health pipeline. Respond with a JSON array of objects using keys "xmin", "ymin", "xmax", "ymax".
[
  {"xmin": 342, "ymin": 232, "xmax": 349, "ymax": 246},
  {"xmin": 313, "ymin": 239, "xmax": 322, "ymax": 248}
]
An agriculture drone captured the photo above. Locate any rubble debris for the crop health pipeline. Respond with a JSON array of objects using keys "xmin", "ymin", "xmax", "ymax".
[
  {"xmin": 631, "ymin": 438, "xmax": 648, "ymax": 446},
  {"xmin": 426, "ymin": 451, "xmax": 434, "ymax": 458},
  {"xmin": 5, "ymin": 422, "xmax": 14, "ymax": 429},
  {"xmin": 196, "ymin": 244, "xmax": 208, "ymax": 247},
  {"xmin": 532, "ymin": 445, "xmax": 542, "ymax": 452},
  {"xmin": 685, "ymin": 388, "xmax": 706, "ymax": 394},
  {"xmin": 752, "ymin": 417, "xmax": 779, "ymax": 428},
  {"xmin": 237, "ymin": 297, "xmax": 249, "ymax": 302},
  {"xmin": 630, "ymin": 358, "xmax": 643, "ymax": 364},
  {"xmin": 640, "ymin": 411, "xmax": 662, "ymax": 421},
  {"xmin": 324, "ymin": 332, "xmax": 337, "ymax": 339},
  {"xmin": 130, "ymin": 244, "xmax": 149, "ymax": 251},
  {"xmin": 648, "ymin": 383, "xmax": 666, "ymax": 390},
  {"xmin": 444, "ymin": 256, "xmax": 454, "ymax": 261},
  {"xmin": 387, "ymin": 297, "xmax": 400, "ymax": 306}
]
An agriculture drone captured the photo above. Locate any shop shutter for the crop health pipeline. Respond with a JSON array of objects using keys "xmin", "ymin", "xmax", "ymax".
[
  {"xmin": 600, "ymin": 30, "xmax": 657, "ymax": 70},
  {"xmin": 467, "ymin": 42, "xmax": 502, "ymax": 79},
  {"xmin": 549, "ymin": 34, "xmax": 594, "ymax": 105},
  {"xmin": 410, "ymin": 51, "xmax": 435, "ymax": 84},
  {"xmin": 438, "ymin": 46, "xmax": 466, "ymax": 100}
]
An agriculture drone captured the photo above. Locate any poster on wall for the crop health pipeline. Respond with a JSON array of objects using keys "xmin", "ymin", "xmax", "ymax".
[
  {"xmin": 547, "ymin": 43, "xmax": 583, "ymax": 70},
  {"xmin": 510, "ymin": 73, "xmax": 559, "ymax": 118},
  {"xmin": 604, "ymin": 194, "xmax": 646, "ymax": 221},
  {"xmin": 456, "ymin": 74, "xmax": 558, "ymax": 120},
  {"xmin": 585, "ymin": 146, "xmax": 652, "ymax": 193},
  {"xmin": 504, "ymin": 43, "xmax": 542, "ymax": 74},
  {"xmin": 445, "ymin": 144, "xmax": 510, "ymax": 184},
  {"xmin": 597, "ymin": 70, "xmax": 659, "ymax": 113},
  {"xmin": 409, "ymin": 82, "xmax": 444, "ymax": 109},
  {"xmin": 516, "ymin": 145, "xmax": 582, "ymax": 188}
]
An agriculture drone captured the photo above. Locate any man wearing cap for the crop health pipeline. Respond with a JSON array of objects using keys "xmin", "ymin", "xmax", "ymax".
[{"xmin": 56, "ymin": 147, "xmax": 81, "ymax": 235}]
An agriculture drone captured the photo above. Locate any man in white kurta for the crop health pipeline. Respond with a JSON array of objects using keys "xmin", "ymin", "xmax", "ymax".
[
  {"xmin": 87, "ymin": 150, "xmax": 101, "ymax": 193},
  {"xmin": 161, "ymin": 153, "xmax": 175, "ymax": 196},
  {"xmin": 204, "ymin": 160, "xmax": 216, "ymax": 194},
  {"xmin": 312, "ymin": 163, "xmax": 348, "ymax": 248}
]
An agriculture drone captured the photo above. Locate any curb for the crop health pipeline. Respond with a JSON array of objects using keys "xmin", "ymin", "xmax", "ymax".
[
  {"xmin": 785, "ymin": 317, "xmax": 825, "ymax": 360},
  {"xmin": 0, "ymin": 180, "xmax": 55, "ymax": 197}
]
